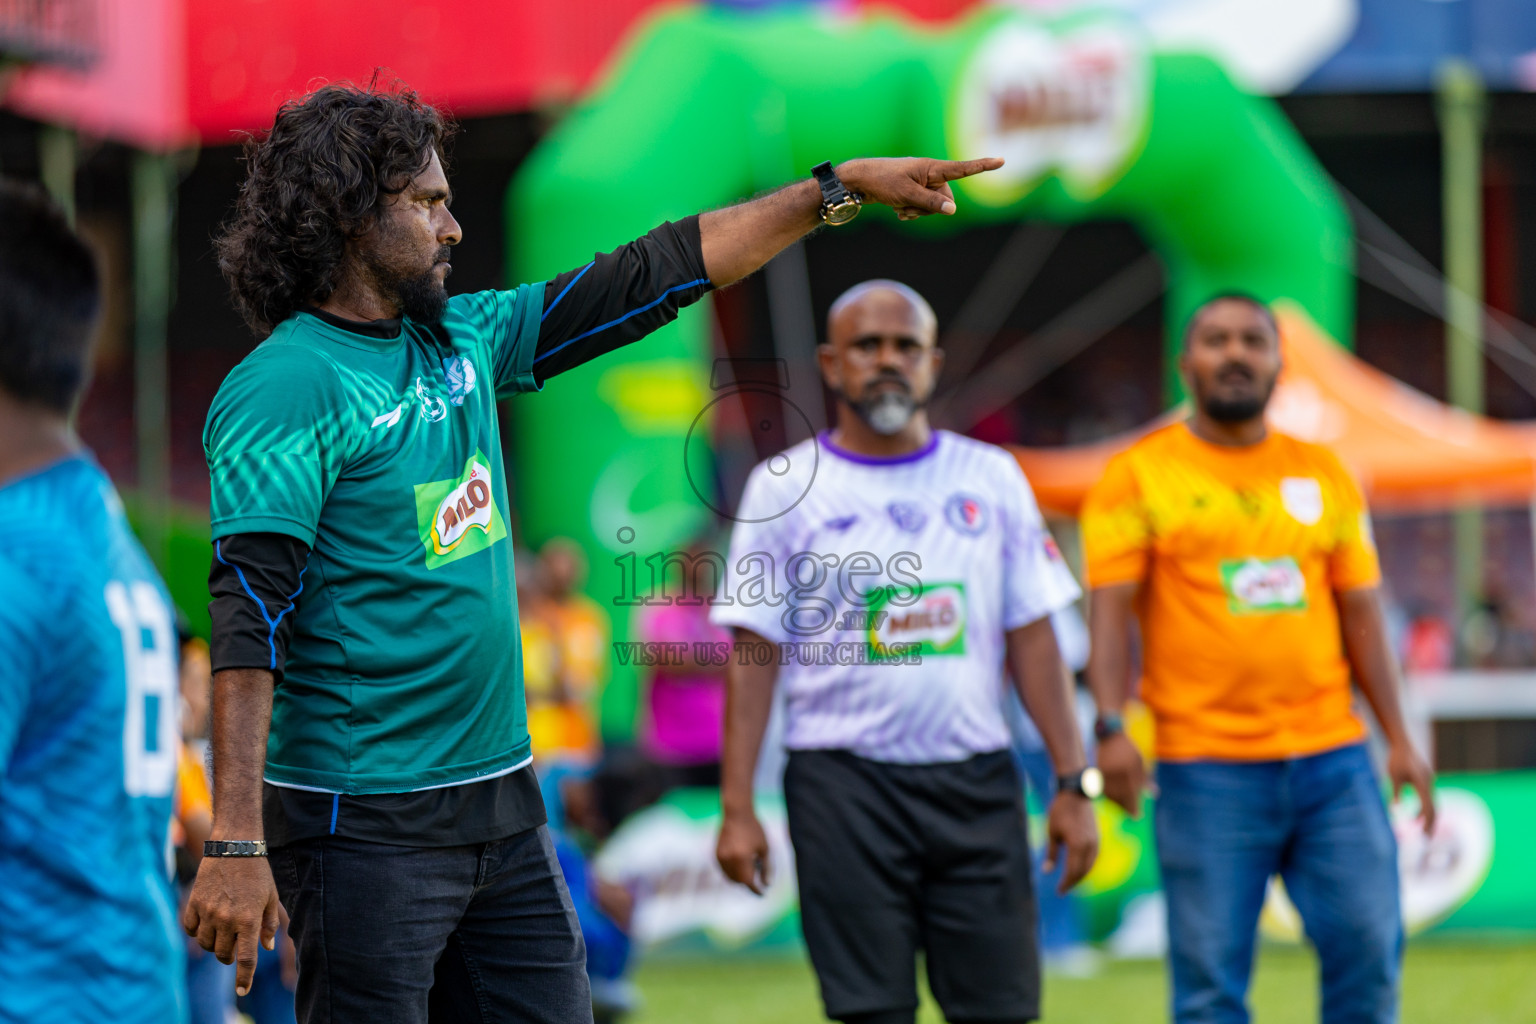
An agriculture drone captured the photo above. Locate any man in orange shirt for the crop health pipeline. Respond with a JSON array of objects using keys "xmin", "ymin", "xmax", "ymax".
[{"xmin": 1082, "ymin": 294, "xmax": 1436, "ymax": 1024}]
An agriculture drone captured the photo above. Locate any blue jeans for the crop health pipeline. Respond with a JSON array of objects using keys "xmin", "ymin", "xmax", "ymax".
[
  {"xmin": 185, "ymin": 939, "xmax": 236, "ymax": 1024},
  {"xmin": 1155, "ymin": 744, "xmax": 1402, "ymax": 1024},
  {"xmin": 269, "ymin": 826, "xmax": 591, "ymax": 1024}
]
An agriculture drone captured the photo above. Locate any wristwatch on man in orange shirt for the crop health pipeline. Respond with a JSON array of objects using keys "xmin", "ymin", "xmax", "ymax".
[{"xmin": 1094, "ymin": 712, "xmax": 1124, "ymax": 741}]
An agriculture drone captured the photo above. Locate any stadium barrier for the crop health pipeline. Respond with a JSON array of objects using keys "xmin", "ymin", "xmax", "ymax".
[{"xmin": 595, "ymin": 772, "xmax": 1536, "ymax": 956}]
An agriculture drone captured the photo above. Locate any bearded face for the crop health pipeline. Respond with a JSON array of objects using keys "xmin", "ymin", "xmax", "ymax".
[
  {"xmin": 821, "ymin": 288, "xmax": 941, "ymax": 438},
  {"xmin": 357, "ymin": 215, "xmax": 453, "ymax": 325},
  {"xmin": 1182, "ymin": 299, "xmax": 1282, "ymax": 426},
  {"xmin": 345, "ymin": 147, "xmax": 459, "ymax": 325}
]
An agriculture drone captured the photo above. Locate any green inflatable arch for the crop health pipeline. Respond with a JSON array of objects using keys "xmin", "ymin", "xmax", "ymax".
[{"xmin": 508, "ymin": 5, "xmax": 1352, "ymax": 737}]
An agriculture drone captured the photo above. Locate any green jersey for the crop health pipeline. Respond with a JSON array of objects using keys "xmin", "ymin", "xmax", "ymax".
[{"xmin": 205, "ymin": 288, "xmax": 542, "ymax": 794}]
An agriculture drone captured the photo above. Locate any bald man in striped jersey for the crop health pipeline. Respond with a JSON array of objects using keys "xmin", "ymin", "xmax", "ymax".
[{"xmin": 713, "ymin": 281, "xmax": 1099, "ymax": 1024}]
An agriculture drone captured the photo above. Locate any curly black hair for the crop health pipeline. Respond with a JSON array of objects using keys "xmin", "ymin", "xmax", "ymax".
[{"xmin": 216, "ymin": 80, "xmax": 454, "ymax": 337}]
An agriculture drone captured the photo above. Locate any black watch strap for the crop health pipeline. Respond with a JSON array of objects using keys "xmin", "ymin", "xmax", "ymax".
[
  {"xmin": 1094, "ymin": 712, "xmax": 1125, "ymax": 741},
  {"xmin": 204, "ymin": 839, "xmax": 269, "ymax": 858},
  {"xmin": 811, "ymin": 161, "xmax": 849, "ymax": 205},
  {"xmin": 1057, "ymin": 767, "xmax": 1104, "ymax": 800}
]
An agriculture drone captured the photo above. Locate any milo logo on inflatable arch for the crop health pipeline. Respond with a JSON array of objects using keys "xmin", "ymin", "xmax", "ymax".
[{"xmin": 950, "ymin": 15, "xmax": 1151, "ymax": 204}]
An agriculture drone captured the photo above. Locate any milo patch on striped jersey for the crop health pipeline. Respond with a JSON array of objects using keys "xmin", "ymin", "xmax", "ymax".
[
  {"xmin": 413, "ymin": 450, "xmax": 509, "ymax": 569},
  {"xmin": 867, "ymin": 581, "xmax": 967, "ymax": 660}
]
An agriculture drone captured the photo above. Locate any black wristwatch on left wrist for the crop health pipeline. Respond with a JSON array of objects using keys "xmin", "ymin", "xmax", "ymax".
[
  {"xmin": 812, "ymin": 161, "xmax": 863, "ymax": 226},
  {"xmin": 1057, "ymin": 767, "xmax": 1104, "ymax": 800},
  {"xmin": 1094, "ymin": 711, "xmax": 1125, "ymax": 741}
]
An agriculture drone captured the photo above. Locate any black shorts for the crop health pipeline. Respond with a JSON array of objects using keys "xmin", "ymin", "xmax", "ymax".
[{"xmin": 784, "ymin": 749, "xmax": 1039, "ymax": 1023}]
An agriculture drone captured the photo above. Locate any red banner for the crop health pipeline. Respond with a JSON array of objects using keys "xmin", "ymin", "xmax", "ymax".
[{"xmin": 4, "ymin": 0, "xmax": 974, "ymax": 149}]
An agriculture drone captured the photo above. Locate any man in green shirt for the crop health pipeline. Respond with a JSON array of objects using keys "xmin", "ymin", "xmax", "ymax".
[{"xmin": 183, "ymin": 81, "xmax": 1001, "ymax": 1023}]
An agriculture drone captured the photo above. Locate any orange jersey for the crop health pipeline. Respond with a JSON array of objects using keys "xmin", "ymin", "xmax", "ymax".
[
  {"xmin": 1081, "ymin": 423, "xmax": 1380, "ymax": 761},
  {"xmin": 172, "ymin": 743, "xmax": 213, "ymax": 848},
  {"xmin": 548, "ymin": 594, "xmax": 611, "ymax": 700},
  {"xmin": 176, "ymin": 744, "xmax": 212, "ymax": 822}
]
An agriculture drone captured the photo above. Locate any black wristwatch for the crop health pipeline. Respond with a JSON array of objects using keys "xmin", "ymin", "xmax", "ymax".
[
  {"xmin": 811, "ymin": 161, "xmax": 863, "ymax": 226},
  {"xmin": 1094, "ymin": 711, "xmax": 1125, "ymax": 741},
  {"xmin": 204, "ymin": 840, "xmax": 269, "ymax": 858},
  {"xmin": 1057, "ymin": 767, "xmax": 1104, "ymax": 800}
]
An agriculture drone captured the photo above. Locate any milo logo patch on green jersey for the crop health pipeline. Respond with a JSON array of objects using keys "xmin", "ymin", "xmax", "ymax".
[
  {"xmin": 414, "ymin": 451, "xmax": 508, "ymax": 569},
  {"xmin": 1220, "ymin": 557, "xmax": 1307, "ymax": 614},
  {"xmin": 867, "ymin": 581, "xmax": 967, "ymax": 660}
]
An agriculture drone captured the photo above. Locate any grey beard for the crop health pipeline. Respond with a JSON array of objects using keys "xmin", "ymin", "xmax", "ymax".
[{"xmin": 861, "ymin": 391, "xmax": 917, "ymax": 436}]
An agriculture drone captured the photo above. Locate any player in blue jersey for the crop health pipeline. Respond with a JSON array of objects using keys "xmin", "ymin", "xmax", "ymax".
[{"xmin": 0, "ymin": 180, "xmax": 187, "ymax": 1023}]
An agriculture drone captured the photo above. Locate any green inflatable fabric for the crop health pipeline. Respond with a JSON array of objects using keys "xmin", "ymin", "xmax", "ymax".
[{"xmin": 507, "ymin": 5, "xmax": 1353, "ymax": 739}]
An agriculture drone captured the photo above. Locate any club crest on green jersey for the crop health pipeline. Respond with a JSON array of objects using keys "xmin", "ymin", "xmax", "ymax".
[
  {"xmin": 413, "ymin": 451, "xmax": 509, "ymax": 569},
  {"xmin": 443, "ymin": 356, "xmax": 477, "ymax": 406}
]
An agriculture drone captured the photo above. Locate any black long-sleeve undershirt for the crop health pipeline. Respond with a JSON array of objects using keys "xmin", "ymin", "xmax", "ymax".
[{"xmin": 531, "ymin": 214, "xmax": 711, "ymax": 383}]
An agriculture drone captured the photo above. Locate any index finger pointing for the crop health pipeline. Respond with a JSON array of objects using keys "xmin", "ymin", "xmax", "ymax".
[
  {"xmin": 234, "ymin": 931, "xmax": 260, "ymax": 997},
  {"xmin": 933, "ymin": 157, "xmax": 1005, "ymax": 181}
]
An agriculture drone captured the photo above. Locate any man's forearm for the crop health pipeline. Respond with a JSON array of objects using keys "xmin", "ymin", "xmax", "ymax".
[
  {"xmin": 208, "ymin": 667, "xmax": 275, "ymax": 837},
  {"xmin": 1338, "ymin": 587, "xmax": 1413, "ymax": 746},
  {"xmin": 699, "ymin": 179, "xmax": 822, "ymax": 288},
  {"xmin": 697, "ymin": 156, "xmax": 1001, "ymax": 287},
  {"xmin": 1086, "ymin": 584, "xmax": 1137, "ymax": 715},
  {"xmin": 1007, "ymin": 619, "xmax": 1087, "ymax": 774},
  {"xmin": 719, "ymin": 631, "xmax": 779, "ymax": 818}
]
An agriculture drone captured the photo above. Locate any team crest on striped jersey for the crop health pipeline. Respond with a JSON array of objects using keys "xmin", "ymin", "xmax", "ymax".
[
  {"xmin": 886, "ymin": 501, "xmax": 927, "ymax": 533},
  {"xmin": 944, "ymin": 493, "xmax": 987, "ymax": 534}
]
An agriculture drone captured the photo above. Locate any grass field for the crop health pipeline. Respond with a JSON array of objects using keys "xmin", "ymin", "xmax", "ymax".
[{"xmin": 630, "ymin": 943, "xmax": 1536, "ymax": 1023}]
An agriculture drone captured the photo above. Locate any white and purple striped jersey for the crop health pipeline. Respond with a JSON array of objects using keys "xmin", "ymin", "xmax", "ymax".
[{"xmin": 711, "ymin": 429, "xmax": 1081, "ymax": 764}]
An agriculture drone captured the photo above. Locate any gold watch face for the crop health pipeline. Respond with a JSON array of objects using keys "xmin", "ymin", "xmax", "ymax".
[{"xmin": 823, "ymin": 199, "xmax": 861, "ymax": 226}]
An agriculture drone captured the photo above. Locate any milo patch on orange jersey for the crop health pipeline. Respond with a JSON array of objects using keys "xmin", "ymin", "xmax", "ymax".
[{"xmin": 1220, "ymin": 557, "xmax": 1307, "ymax": 614}]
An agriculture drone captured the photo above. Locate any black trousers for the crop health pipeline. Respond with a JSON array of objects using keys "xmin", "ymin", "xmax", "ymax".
[
  {"xmin": 784, "ymin": 749, "xmax": 1041, "ymax": 1024},
  {"xmin": 269, "ymin": 825, "xmax": 591, "ymax": 1024}
]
